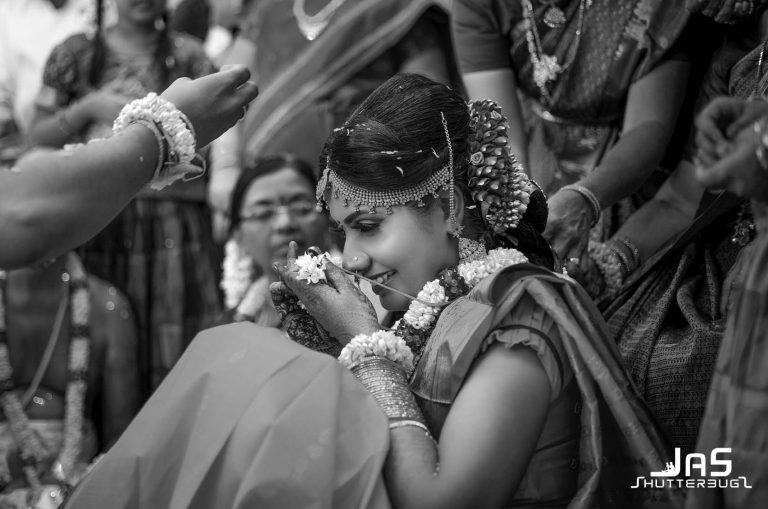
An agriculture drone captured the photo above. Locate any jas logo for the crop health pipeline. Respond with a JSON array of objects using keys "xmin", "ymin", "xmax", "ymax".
[{"xmin": 631, "ymin": 448, "xmax": 752, "ymax": 489}]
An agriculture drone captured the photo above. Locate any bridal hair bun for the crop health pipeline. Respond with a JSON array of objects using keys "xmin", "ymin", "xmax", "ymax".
[{"xmin": 467, "ymin": 99, "xmax": 535, "ymax": 233}]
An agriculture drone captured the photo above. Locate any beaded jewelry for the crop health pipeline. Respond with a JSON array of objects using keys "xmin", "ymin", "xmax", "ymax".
[{"xmin": 112, "ymin": 92, "xmax": 203, "ymax": 190}]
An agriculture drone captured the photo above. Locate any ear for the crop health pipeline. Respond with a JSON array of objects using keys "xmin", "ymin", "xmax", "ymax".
[{"xmin": 437, "ymin": 185, "xmax": 466, "ymax": 232}]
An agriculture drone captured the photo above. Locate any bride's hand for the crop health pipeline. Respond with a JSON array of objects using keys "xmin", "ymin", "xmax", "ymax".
[{"xmin": 274, "ymin": 242, "xmax": 381, "ymax": 344}]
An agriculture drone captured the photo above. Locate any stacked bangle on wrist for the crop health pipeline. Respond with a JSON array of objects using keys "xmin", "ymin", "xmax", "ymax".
[
  {"xmin": 588, "ymin": 240, "xmax": 626, "ymax": 297},
  {"xmin": 753, "ymin": 118, "xmax": 768, "ymax": 173},
  {"xmin": 560, "ymin": 184, "xmax": 602, "ymax": 227},
  {"xmin": 112, "ymin": 93, "xmax": 203, "ymax": 190},
  {"xmin": 339, "ymin": 331, "xmax": 434, "ymax": 439}
]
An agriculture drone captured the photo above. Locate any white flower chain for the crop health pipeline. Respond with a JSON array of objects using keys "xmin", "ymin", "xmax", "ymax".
[
  {"xmin": 339, "ymin": 247, "xmax": 528, "ymax": 374},
  {"xmin": 338, "ymin": 330, "xmax": 415, "ymax": 374},
  {"xmin": 221, "ymin": 239, "xmax": 256, "ymax": 310}
]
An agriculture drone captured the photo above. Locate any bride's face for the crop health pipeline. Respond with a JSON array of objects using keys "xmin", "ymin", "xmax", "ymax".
[{"xmin": 328, "ymin": 194, "xmax": 458, "ymax": 311}]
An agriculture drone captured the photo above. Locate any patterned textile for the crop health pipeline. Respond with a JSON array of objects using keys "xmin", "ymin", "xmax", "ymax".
[
  {"xmin": 603, "ymin": 198, "xmax": 744, "ymax": 454},
  {"xmin": 37, "ymin": 32, "xmax": 220, "ymax": 398},
  {"xmin": 603, "ymin": 33, "xmax": 765, "ymax": 456},
  {"xmin": 411, "ymin": 264, "xmax": 683, "ymax": 508},
  {"xmin": 453, "ymin": 0, "xmax": 690, "ymax": 200},
  {"xmin": 687, "ymin": 202, "xmax": 768, "ymax": 508},
  {"xmin": 78, "ymin": 200, "xmax": 222, "ymax": 397}
]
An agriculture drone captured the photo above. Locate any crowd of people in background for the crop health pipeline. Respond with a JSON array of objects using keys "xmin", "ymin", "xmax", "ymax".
[{"xmin": 1, "ymin": 0, "xmax": 767, "ymax": 508}]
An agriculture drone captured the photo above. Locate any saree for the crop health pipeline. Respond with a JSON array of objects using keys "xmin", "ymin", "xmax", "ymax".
[
  {"xmin": 602, "ymin": 32, "xmax": 765, "ymax": 456},
  {"xmin": 66, "ymin": 267, "xmax": 682, "ymax": 508},
  {"xmin": 239, "ymin": 0, "xmax": 457, "ymax": 166},
  {"xmin": 64, "ymin": 324, "xmax": 391, "ymax": 509},
  {"xmin": 686, "ymin": 202, "xmax": 768, "ymax": 508}
]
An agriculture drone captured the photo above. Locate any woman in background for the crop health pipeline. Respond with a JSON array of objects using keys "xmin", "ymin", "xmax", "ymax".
[{"xmin": 28, "ymin": 0, "xmax": 219, "ymax": 399}]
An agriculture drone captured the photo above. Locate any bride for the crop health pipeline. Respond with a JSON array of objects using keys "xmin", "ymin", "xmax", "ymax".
[{"xmin": 66, "ymin": 74, "xmax": 681, "ymax": 509}]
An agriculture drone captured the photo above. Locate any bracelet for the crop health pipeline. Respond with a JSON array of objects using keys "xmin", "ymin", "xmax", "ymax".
[
  {"xmin": 338, "ymin": 330, "xmax": 414, "ymax": 374},
  {"xmin": 348, "ymin": 356, "xmax": 426, "ymax": 422},
  {"xmin": 130, "ymin": 119, "xmax": 166, "ymax": 183},
  {"xmin": 389, "ymin": 419, "xmax": 436, "ymax": 446},
  {"xmin": 588, "ymin": 241, "xmax": 626, "ymax": 297},
  {"xmin": 753, "ymin": 118, "xmax": 768, "ymax": 174},
  {"xmin": 560, "ymin": 184, "xmax": 602, "ymax": 227},
  {"xmin": 113, "ymin": 93, "xmax": 200, "ymax": 190},
  {"xmin": 612, "ymin": 236, "xmax": 641, "ymax": 272}
]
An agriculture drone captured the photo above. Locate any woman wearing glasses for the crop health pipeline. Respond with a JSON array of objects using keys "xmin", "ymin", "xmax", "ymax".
[{"xmin": 219, "ymin": 154, "xmax": 330, "ymax": 325}]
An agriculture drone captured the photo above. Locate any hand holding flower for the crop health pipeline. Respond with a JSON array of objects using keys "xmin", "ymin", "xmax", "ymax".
[{"xmin": 275, "ymin": 242, "xmax": 380, "ymax": 344}]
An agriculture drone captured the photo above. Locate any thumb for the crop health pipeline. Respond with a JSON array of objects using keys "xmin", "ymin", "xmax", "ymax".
[{"xmin": 323, "ymin": 257, "xmax": 350, "ymax": 289}]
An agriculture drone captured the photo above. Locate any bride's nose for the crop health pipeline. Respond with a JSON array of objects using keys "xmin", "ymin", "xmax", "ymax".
[{"xmin": 342, "ymin": 251, "xmax": 371, "ymax": 272}]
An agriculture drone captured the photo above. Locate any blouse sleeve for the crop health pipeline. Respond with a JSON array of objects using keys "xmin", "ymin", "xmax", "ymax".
[
  {"xmin": 451, "ymin": 0, "xmax": 516, "ymax": 74},
  {"xmin": 481, "ymin": 292, "xmax": 573, "ymax": 401}
]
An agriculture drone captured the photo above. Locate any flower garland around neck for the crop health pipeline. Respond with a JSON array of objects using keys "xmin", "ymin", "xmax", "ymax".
[
  {"xmin": 325, "ymin": 247, "xmax": 528, "ymax": 375},
  {"xmin": 0, "ymin": 253, "xmax": 91, "ymax": 495}
]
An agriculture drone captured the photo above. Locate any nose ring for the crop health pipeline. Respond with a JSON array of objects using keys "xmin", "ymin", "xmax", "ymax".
[{"xmin": 353, "ymin": 256, "xmax": 359, "ymax": 262}]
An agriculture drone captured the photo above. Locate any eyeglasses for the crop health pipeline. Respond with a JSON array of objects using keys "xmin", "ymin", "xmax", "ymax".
[{"xmin": 239, "ymin": 199, "xmax": 318, "ymax": 222}]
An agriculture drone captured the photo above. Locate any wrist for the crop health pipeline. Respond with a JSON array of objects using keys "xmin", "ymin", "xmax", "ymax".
[{"xmin": 559, "ymin": 184, "xmax": 602, "ymax": 227}]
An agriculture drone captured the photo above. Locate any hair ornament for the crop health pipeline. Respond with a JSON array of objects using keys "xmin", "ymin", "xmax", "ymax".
[{"xmin": 467, "ymin": 99, "xmax": 534, "ymax": 232}]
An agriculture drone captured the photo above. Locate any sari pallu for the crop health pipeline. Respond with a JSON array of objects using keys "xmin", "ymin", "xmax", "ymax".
[
  {"xmin": 411, "ymin": 265, "xmax": 683, "ymax": 508},
  {"xmin": 687, "ymin": 202, "xmax": 768, "ymax": 508},
  {"xmin": 601, "ymin": 193, "xmax": 747, "ymax": 456},
  {"xmin": 240, "ymin": 0, "xmax": 457, "ymax": 166}
]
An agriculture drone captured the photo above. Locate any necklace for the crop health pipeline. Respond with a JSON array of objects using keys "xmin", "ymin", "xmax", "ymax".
[
  {"xmin": 394, "ymin": 247, "xmax": 529, "ymax": 369},
  {"xmin": 522, "ymin": 0, "xmax": 591, "ymax": 105},
  {"xmin": 0, "ymin": 253, "xmax": 91, "ymax": 503},
  {"xmin": 292, "ymin": 0, "xmax": 348, "ymax": 41}
]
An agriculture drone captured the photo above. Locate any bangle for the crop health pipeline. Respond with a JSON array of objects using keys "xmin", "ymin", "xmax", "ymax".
[
  {"xmin": 612, "ymin": 236, "xmax": 641, "ymax": 271},
  {"xmin": 753, "ymin": 119, "xmax": 768, "ymax": 173},
  {"xmin": 560, "ymin": 184, "xmax": 602, "ymax": 227},
  {"xmin": 389, "ymin": 419, "xmax": 436, "ymax": 445},
  {"xmin": 113, "ymin": 93, "xmax": 201, "ymax": 190},
  {"xmin": 130, "ymin": 119, "xmax": 166, "ymax": 183},
  {"xmin": 348, "ymin": 356, "xmax": 426, "ymax": 422},
  {"xmin": 588, "ymin": 241, "xmax": 626, "ymax": 297}
]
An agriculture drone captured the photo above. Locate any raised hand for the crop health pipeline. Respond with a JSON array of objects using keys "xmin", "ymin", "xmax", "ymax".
[
  {"xmin": 274, "ymin": 242, "xmax": 381, "ymax": 344},
  {"xmin": 160, "ymin": 64, "xmax": 259, "ymax": 147}
]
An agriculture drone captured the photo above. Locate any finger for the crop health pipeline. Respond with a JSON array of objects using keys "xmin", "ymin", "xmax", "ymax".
[
  {"xmin": 323, "ymin": 257, "xmax": 351, "ymax": 290},
  {"xmin": 715, "ymin": 0, "xmax": 735, "ymax": 23},
  {"xmin": 287, "ymin": 241, "xmax": 299, "ymax": 267},
  {"xmin": 235, "ymin": 80, "xmax": 259, "ymax": 105},
  {"xmin": 695, "ymin": 157, "xmax": 734, "ymax": 190},
  {"xmin": 218, "ymin": 64, "xmax": 251, "ymax": 86}
]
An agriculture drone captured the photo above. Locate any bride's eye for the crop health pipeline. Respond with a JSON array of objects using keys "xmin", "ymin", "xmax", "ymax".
[{"xmin": 355, "ymin": 221, "xmax": 379, "ymax": 234}]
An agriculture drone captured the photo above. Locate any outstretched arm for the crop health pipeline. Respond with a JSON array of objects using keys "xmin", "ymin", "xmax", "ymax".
[{"xmin": 0, "ymin": 66, "xmax": 258, "ymax": 268}]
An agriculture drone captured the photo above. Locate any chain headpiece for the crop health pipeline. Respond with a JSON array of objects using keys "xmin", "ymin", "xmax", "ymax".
[
  {"xmin": 315, "ymin": 113, "xmax": 456, "ymax": 218},
  {"xmin": 467, "ymin": 99, "xmax": 534, "ymax": 233},
  {"xmin": 316, "ymin": 101, "xmax": 533, "ymax": 235}
]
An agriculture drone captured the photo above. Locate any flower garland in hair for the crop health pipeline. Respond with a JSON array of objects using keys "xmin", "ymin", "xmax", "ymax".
[
  {"xmin": 0, "ymin": 253, "xmax": 91, "ymax": 496},
  {"xmin": 337, "ymin": 247, "xmax": 528, "ymax": 375},
  {"xmin": 467, "ymin": 99, "xmax": 535, "ymax": 234}
]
